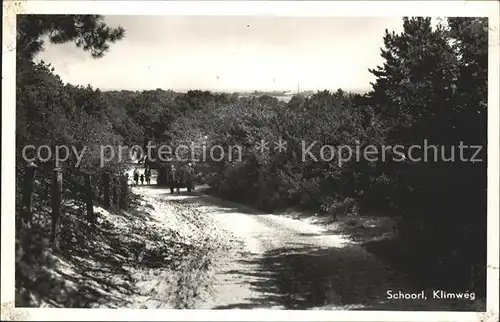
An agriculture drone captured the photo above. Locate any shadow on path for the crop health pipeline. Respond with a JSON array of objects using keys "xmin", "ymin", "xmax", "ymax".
[{"xmin": 213, "ymin": 245, "xmax": 399, "ymax": 310}]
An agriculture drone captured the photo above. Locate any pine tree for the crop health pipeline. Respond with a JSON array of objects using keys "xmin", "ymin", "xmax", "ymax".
[
  {"xmin": 368, "ymin": 17, "xmax": 459, "ymax": 145},
  {"xmin": 367, "ymin": 17, "xmax": 488, "ymax": 294},
  {"xmin": 17, "ymin": 15, "xmax": 125, "ymax": 60}
]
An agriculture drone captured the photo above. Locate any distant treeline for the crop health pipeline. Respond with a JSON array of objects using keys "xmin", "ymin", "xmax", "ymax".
[{"xmin": 244, "ymin": 90, "xmax": 316, "ymax": 96}]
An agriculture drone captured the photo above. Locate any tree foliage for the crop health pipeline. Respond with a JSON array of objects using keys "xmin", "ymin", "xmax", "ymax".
[
  {"xmin": 17, "ymin": 15, "xmax": 126, "ymax": 60},
  {"xmin": 15, "ymin": 15, "xmax": 127, "ymax": 306}
]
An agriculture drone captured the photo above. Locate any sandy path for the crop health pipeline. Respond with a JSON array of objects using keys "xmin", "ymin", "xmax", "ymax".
[{"xmin": 132, "ymin": 184, "xmax": 465, "ymax": 311}]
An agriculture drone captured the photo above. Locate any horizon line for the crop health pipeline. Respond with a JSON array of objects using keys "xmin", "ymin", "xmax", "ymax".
[{"xmin": 97, "ymin": 87, "xmax": 372, "ymax": 94}]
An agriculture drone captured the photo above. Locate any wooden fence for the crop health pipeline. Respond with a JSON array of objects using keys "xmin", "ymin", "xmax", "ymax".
[{"xmin": 18, "ymin": 162, "xmax": 129, "ymax": 249}]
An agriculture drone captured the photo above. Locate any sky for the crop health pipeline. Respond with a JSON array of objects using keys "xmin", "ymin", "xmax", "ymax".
[{"xmin": 36, "ymin": 16, "xmax": 406, "ymax": 93}]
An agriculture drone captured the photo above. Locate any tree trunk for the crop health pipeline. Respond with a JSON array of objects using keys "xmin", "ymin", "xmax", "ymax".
[
  {"xmin": 119, "ymin": 174, "xmax": 128, "ymax": 209},
  {"xmin": 51, "ymin": 167, "xmax": 63, "ymax": 249},
  {"xmin": 113, "ymin": 176, "xmax": 122, "ymax": 210},
  {"xmin": 102, "ymin": 172, "xmax": 110, "ymax": 207},
  {"xmin": 20, "ymin": 163, "xmax": 37, "ymax": 228},
  {"xmin": 112, "ymin": 179, "xmax": 118, "ymax": 206},
  {"xmin": 84, "ymin": 173, "xmax": 94, "ymax": 223}
]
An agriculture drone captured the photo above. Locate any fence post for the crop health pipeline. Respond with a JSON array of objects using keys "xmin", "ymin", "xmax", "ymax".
[
  {"xmin": 84, "ymin": 172, "xmax": 94, "ymax": 223},
  {"xmin": 116, "ymin": 180, "xmax": 122, "ymax": 211},
  {"xmin": 20, "ymin": 162, "xmax": 38, "ymax": 227},
  {"xmin": 44, "ymin": 173, "xmax": 51, "ymax": 205},
  {"xmin": 112, "ymin": 177, "xmax": 118, "ymax": 207},
  {"xmin": 119, "ymin": 174, "xmax": 128, "ymax": 209},
  {"xmin": 51, "ymin": 167, "xmax": 63, "ymax": 249},
  {"xmin": 103, "ymin": 172, "xmax": 110, "ymax": 207}
]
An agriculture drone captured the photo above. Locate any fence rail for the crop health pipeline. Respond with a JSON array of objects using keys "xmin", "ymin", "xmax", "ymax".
[{"xmin": 18, "ymin": 162, "xmax": 130, "ymax": 249}]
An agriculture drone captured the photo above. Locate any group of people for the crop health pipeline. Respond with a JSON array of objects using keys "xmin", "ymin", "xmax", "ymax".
[
  {"xmin": 129, "ymin": 162, "xmax": 196, "ymax": 192},
  {"xmin": 167, "ymin": 162, "xmax": 195, "ymax": 194},
  {"xmin": 132, "ymin": 167, "xmax": 151, "ymax": 186}
]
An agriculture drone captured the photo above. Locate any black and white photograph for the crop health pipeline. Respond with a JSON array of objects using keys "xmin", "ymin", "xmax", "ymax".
[{"xmin": 2, "ymin": 1, "xmax": 499, "ymax": 321}]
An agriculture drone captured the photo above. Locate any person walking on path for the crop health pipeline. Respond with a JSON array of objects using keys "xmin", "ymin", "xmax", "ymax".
[
  {"xmin": 169, "ymin": 164, "xmax": 180, "ymax": 194},
  {"xmin": 140, "ymin": 173, "xmax": 145, "ymax": 185},
  {"xmin": 184, "ymin": 162, "xmax": 195, "ymax": 192},
  {"xmin": 133, "ymin": 169, "xmax": 139, "ymax": 186},
  {"xmin": 145, "ymin": 168, "xmax": 151, "ymax": 185}
]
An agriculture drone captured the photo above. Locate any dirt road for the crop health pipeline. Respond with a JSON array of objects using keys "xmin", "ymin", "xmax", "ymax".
[{"xmin": 129, "ymin": 183, "xmax": 473, "ymax": 311}]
